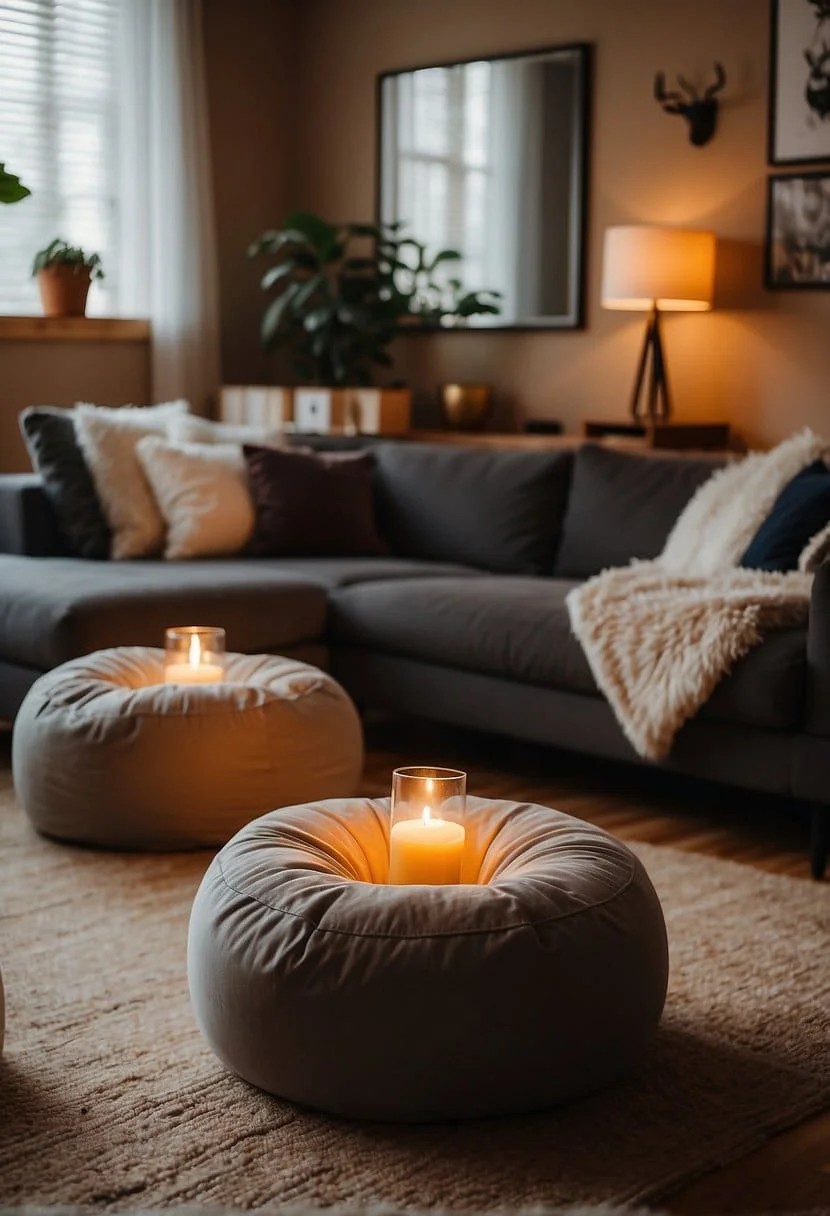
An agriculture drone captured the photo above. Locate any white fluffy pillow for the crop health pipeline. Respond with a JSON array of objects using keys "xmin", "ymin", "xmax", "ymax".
[
  {"xmin": 136, "ymin": 436, "xmax": 255, "ymax": 560},
  {"xmin": 74, "ymin": 400, "xmax": 189, "ymax": 559},
  {"xmin": 168, "ymin": 414, "xmax": 285, "ymax": 448}
]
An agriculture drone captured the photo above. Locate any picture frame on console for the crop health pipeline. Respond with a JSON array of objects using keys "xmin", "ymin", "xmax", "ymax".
[
  {"xmin": 768, "ymin": 0, "xmax": 830, "ymax": 164},
  {"xmin": 765, "ymin": 170, "xmax": 830, "ymax": 287}
]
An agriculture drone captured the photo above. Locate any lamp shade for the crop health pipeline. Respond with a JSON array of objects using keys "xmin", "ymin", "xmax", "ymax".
[{"xmin": 601, "ymin": 225, "xmax": 716, "ymax": 312}]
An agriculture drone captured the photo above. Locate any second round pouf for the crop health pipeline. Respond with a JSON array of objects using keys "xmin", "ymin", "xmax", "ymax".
[
  {"xmin": 13, "ymin": 648, "xmax": 363, "ymax": 849},
  {"xmin": 188, "ymin": 796, "xmax": 669, "ymax": 1122}
]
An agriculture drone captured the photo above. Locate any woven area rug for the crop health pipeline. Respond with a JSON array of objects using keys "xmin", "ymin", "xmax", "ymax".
[{"xmin": 0, "ymin": 772, "xmax": 828, "ymax": 1211}]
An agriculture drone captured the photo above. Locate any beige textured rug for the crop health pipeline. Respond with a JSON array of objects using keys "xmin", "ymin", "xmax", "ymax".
[{"xmin": 0, "ymin": 778, "xmax": 828, "ymax": 1211}]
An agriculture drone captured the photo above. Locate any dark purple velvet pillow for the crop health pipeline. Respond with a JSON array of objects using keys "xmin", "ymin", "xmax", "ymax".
[{"xmin": 243, "ymin": 445, "xmax": 387, "ymax": 557}]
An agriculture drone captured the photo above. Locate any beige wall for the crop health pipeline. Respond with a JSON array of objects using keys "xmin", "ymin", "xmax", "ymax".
[
  {"xmin": 282, "ymin": 0, "xmax": 830, "ymax": 447},
  {"xmin": 203, "ymin": 0, "xmax": 296, "ymax": 385},
  {"xmin": 0, "ymin": 339, "xmax": 150, "ymax": 473}
]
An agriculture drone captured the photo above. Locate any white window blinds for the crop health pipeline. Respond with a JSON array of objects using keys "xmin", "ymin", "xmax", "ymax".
[{"xmin": 0, "ymin": 0, "xmax": 119, "ymax": 315}]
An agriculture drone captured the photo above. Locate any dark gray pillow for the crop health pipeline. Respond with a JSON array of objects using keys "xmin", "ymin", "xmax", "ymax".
[
  {"xmin": 553, "ymin": 444, "xmax": 722, "ymax": 578},
  {"xmin": 19, "ymin": 406, "xmax": 111, "ymax": 559},
  {"xmin": 373, "ymin": 442, "xmax": 573, "ymax": 574}
]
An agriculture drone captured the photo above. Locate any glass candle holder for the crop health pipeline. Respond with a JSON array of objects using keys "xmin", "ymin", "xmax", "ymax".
[
  {"xmin": 163, "ymin": 626, "xmax": 226, "ymax": 685},
  {"xmin": 389, "ymin": 766, "xmax": 467, "ymax": 885}
]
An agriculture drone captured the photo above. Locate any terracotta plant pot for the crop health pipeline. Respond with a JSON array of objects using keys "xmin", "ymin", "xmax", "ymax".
[
  {"xmin": 36, "ymin": 266, "xmax": 92, "ymax": 318},
  {"xmin": 441, "ymin": 383, "xmax": 493, "ymax": 431}
]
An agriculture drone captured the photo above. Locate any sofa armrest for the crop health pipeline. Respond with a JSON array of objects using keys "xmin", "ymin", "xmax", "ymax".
[
  {"xmin": 806, "ymin": 560, "xmax": 830, "ymax": 735},
  {"xmin": 0, "ymin": 474, "xmax": 66, "ymax": 556}
]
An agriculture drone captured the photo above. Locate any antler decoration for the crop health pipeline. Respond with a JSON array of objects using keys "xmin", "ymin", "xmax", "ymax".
[{"xmin": 654, "ymin": 62, "xmax": 726, "ymax": 146}]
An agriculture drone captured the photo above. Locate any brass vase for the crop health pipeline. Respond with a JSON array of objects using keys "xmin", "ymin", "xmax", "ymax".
[{"xmin": 440, "ymin": 383, "xmax": 493, "ymax": 431}]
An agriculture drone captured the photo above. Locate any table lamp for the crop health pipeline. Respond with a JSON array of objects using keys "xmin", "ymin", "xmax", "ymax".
[{"xmin": 601, "ymin": 225, "xmax": 716, "ymax": 422}]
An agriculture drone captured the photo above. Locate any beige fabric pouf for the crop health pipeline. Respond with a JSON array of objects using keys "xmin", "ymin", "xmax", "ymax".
[
  {"xmin": 13, "ymin": 648, "xmax": 363, "ymax": 850},
  {"xmin": 188, "ymin": 797, "xmax": 669, "ymax": 1122}
]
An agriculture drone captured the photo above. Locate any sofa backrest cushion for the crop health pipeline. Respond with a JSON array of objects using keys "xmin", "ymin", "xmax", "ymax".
[
  {"xmin": 553, "ymin": 444, "xmax": 723, "ymax": 578},
  {"xmin": 373, "ymin": 442, "xmax": 573, "ymax": 574}
]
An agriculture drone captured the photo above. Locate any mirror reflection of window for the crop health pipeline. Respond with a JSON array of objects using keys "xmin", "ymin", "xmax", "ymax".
[{"xmin": 379, "ymin": 46, "xmax": 587, "ymax": 329}]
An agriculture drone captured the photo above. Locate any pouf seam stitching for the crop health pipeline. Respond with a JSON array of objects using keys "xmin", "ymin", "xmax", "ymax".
[
  {"xmin": 34, "ymin": 685, "xmax": 335, "ymax": 720},
  {"xmin": 213, "ymin": 853, "xmax": 638, "ymax": 939}
]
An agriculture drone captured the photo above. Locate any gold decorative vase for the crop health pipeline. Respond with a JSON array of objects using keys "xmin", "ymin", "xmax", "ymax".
[{"xmin": 440, "ymin": 383, "xmax": 493, "ymax": 431}]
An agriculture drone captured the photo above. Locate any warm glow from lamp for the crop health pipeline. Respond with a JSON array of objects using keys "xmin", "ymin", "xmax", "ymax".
[{"xmin": 601, "ymin": 225, "xmax": 716, "ymax": 313}]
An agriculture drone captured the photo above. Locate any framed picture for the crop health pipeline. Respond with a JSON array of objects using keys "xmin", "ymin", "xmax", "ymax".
[
  {"xmin": 765, "ymin": 171, "xmax": 830, "ymax": 286},
  {"xmin": 769, "ymin": 0, "xmax": 830, "ymax": 164}
]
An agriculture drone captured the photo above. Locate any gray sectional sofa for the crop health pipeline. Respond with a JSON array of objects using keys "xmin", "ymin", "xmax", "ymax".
[{"xmin": 0, "ymin": 439, "xmax": 827, "ymax": 877}]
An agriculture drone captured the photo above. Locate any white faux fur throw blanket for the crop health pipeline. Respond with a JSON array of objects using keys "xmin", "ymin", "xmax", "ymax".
[{"xmin": 567, "ymin": 430, "xmax": 824, "ymax": 760}]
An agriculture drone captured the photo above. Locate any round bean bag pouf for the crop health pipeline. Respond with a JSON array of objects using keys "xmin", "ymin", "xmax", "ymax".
[
  {"xmin": 188, "ymin": 796, "xmax": 669, "ymax": 1122},
  {"xmin": 13, "ymin": 648, "xmax": 363, "ymax": 850}
]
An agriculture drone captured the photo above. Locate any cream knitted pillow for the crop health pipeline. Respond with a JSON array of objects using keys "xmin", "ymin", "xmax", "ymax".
[
  {"xmin": 136, "ymin": 436, "xmax": 255, "ymax": 560},
  {"xmin": 74, "ymin": 401, "xmax": 189, "ymax": 559}
]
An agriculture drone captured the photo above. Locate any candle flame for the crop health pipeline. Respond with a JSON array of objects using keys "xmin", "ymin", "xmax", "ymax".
[
  {"xmin": 422, "ymin": 806, "xmax": 432, "ymax": 825},
  {"xmin": 189, "ymin": 633, "xmax": 202, "ymax": 668}
]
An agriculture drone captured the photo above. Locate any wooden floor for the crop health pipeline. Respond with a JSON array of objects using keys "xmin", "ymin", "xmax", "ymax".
[{"xmin": 2, "ymin": 719, "xmax": 828, "ymax": 1213}]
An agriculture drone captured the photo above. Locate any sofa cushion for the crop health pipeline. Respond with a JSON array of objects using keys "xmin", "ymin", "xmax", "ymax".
[
  {"xmin": 329, "ymin": 576, "xmax": 806, "ymax": 731},
  {"xmin": 19, "ymin": 407, "xmax": 111, "ymax": 559},
  {"xmin": 137, "ymin": 436, "xmax": 255, "ymax": 560},
  {"xmin": 244, "ymin": 445, "xmax": 387, "ymax": 557},
  {"xmin": 0, "ymin": 555, "xmax": 483, "ymax": 672},
  {"xmin": 372, "ymin": 442, "xmax": 573, "ymax": 575},
  {"xmin": 554, "ymin": 445, "xmax": 721, "ymax": 578},
  {"xmin": 262, "ymin": 556, "xmax": 483, "ymax": 588},
  {"xmin": 0, "ymin": 557, "xmax": 328, "ymax": 670},
  {"xmin": 741, "ymin": 459, "xmax": 830, "ymax": 572}
]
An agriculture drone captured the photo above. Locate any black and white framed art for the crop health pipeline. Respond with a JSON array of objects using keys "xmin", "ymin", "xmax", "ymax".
[
  {"xmin": 765, "ymin": 170, "xmax": 830, "ymax": 286},
  {"xmin": 769, "ymin": 0, "xmax": 830, "ymax": 164}
]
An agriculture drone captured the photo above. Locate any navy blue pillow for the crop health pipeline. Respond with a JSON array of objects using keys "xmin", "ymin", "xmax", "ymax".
[{"xmin": 741, "ymin": 459, "xmax": 830, "ymax": 572}]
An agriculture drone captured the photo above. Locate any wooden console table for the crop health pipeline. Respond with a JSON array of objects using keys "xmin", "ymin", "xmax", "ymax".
[
  {"xmin": 408, "ymin": 423, "xmax": 732, "ymax": 453},
  {"xmin": 583, "ymin": 420, "xmax": 731, "ymax": 451}
]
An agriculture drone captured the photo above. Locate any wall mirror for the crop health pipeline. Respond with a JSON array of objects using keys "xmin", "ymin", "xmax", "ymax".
[{"xmin": 377, "ymin": 43, "xmax": 591, "ymax": 330}]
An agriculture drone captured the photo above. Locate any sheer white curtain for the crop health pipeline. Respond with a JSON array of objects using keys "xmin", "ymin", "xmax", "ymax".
[{"xmin": 118, "ymin": 0, "xmax": 220, "ymax": 411}]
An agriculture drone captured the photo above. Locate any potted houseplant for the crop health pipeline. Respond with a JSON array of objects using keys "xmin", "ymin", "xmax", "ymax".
[
  {"xmin": 248, "ymin": 211, "xmax": 501, "ymax": 433},
  {"xmin": 32, "ymin": 239, "xmax": 104, "ymax": 318}
]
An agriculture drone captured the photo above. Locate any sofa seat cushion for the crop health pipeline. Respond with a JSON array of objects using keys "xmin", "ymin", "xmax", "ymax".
[
  {"xmin": 554, "ymin": 445, "xmax": 722, "ymax": 578},
  {"xmin": 0, "ymin": 556, "xmax": 484, "ymax": 672},
  {"xmin": 260, "ymin": 556, "xmax": 483, "ymax": 588},
  {"xmin": 330, "ymin": 577, "xmax": 806, "ymax": 731},
  {"xmin": 0, "ymin": 557, "xmax": 329, "ymax": 670}
]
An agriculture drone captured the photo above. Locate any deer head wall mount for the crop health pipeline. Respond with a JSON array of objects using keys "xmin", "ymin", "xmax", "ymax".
[{"xmin": 654, "ymin": 62, "xmax": 726, "ymax": 147}]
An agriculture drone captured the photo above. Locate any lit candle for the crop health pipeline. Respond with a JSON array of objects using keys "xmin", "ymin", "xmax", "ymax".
[
  {"xmin": 389, "ymin": 804, "xmax": 466, "ymax": 885},
  {"xmin": 164, "ymin": 631, "xmax": 224, "ymax": 685}
]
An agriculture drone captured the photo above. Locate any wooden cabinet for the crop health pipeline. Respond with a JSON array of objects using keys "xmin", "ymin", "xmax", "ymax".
[{"xmin": 582, "ymin": 420, "xmax": 731, "ymax": 450}]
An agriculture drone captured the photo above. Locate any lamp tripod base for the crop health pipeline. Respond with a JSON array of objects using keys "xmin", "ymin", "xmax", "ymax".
[{"xmin": 631, "ymin": 305, "xmax": 671, "ymax": 423}]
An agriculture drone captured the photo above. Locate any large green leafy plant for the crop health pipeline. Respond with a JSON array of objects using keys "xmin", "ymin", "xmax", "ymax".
[
  {"xmin": 249, "ymin": 211, "xmax": 501, "ymax": 387},
  {"xmin": 0, "ymin": 162, "xmax": 29, "ymax": 204}
]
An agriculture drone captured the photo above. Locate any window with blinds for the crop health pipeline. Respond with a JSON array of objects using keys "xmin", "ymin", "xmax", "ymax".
[
  {"xmin": 384, "ymin": 63, "xmax": 492, "ymax": 294},
  {"xmin": 0, "ymin": 0, "xmax": 119, "ymax": 315}
]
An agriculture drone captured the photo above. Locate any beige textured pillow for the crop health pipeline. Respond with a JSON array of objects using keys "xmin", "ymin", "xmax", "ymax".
[
  {"xmin": 137, "ymin": 436, "xmax": 255, "ymax": 560},
  {"xmin": 168, "ymin": 414, "xmax": 285, "ymax": 448},
  {"xmin": 74, "ymin": 401, "xmax": 189, "ymax": 559}
]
